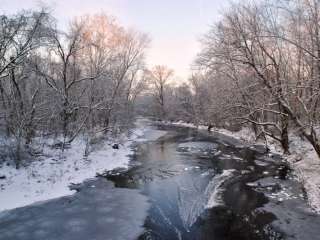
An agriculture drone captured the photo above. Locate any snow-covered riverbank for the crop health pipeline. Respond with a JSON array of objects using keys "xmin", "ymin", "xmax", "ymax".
[
  {"xmin": 285, "ymin": 137, "xmax": 320, "ymax": 213},
  {"xmin": 161, "ymin": 120, "xmax": 320, "ymax": 214},
  {"xmin": 0, "ymin": 119, "xmax": 167, "ymax": 212},
  {"xmin": 0, "ymin": 138, "xmax": 133, "ymax": 212}
]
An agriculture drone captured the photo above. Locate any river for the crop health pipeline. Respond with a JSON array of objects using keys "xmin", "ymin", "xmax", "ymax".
[{"xmin": 0, "ymin": 120, "xmax": 320, "ymax": 240}]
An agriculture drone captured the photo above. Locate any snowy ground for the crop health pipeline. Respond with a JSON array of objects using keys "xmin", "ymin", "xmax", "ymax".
[
  {"xmin": 0, "ymin": 118, "xmax": 167, "ymax": 212},
  {"xmin": 161, "ymin": 120, "xmax": 256, "ymax": 142},
  {"xmin": 285, "ymin": 136, "xmax": 320, "ymax": 213},
  {"xmin": 161, "ymin": 120, "xmax": 320, "ymax": 214}
]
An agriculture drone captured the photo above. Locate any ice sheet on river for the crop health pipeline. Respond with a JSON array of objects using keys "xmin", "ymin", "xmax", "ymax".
[
  {"xmin": 176, "ymin": 169, "xmax": 236, "ymax": 230},
  {"xmin": 133, "ymin": 118, "xmax": 167, "ymax": 142},
  {"xmin": 137, "ymin": 129, "xmax": 167, "ymax": 141},
  {"xmin": 0, "ymin": 178, "xmax": 150, "ymax": 240},
  {"xmin": 177, "ymin": 141, "xmax": 219, "ymax": 154}
]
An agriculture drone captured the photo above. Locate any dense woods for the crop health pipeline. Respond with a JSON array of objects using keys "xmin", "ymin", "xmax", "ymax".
[
  {"xmin": 3, "ymin": 0, "xmax": 320, "ymax": 167},
  {"xmin": 150, "ymin": 0, "xmax": 320, "ymax": 158},
  {"xmin": 0, "ymin": 10, "xmax": 149, "ymax": 166}
]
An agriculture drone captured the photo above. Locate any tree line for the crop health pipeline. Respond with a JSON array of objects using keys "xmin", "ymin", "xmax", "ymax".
[
  {"xmin": 0, "ymin": 9, "xmax": 150, "ymax": 166},
  {"xmin": 149, "ymin": 0, "xmax": 320, "ymax": 158},
  {"xmin": 4, "ymin": 0, "xmax": 320, "ymax": 166}
]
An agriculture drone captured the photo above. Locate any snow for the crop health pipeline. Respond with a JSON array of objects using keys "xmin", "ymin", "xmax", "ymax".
[
  {"xmin": 161, "ymin": 120, "xmax": 320, "ymax": 214},
  {"xmin": 133, "ymin": 118, "xmax": 167, "ymax": 142},
  {"xmin": 0, "ymin": 178, "xmax": 150, "ymax": 240},
  {"xmin": 135, "ymin": 129, "xmax": 167, "ymax": 142},
  {"xmin": 178, "ymin": 142, "xmax": 218, "ymax": 154},
  {"xmin": 285, "ymin": 135, "xmax": 320, "ymax": 214},
  {"xmin": 0, "ymin": 138, "xmax": 131, "ymax": 212},
  {"xmin": 205, "ymin": 169, "xmax": 236, "ymax": 208},
  {"xmin": 247, "ymin": 177, "xmax": 303, "ymax": 202},
  {"xmin": 0, "ymin": 118, "xmax": 167, "ymax": 212},
  {"xmin": 161, "ymin": 120, "xmax": 256, "ymax": 142}
]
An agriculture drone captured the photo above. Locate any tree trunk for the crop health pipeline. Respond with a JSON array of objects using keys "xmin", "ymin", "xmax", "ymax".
[
  {"xmin": 280, "ymin": 111, "xmax": 290, "ymax": 154},
  {"xmin": 280, "ymin": 128, "xmax": 290, "ymax": 154},
  {"xmin": 62, "ymin": 99, "xmax": 69, "ymax": 152}
]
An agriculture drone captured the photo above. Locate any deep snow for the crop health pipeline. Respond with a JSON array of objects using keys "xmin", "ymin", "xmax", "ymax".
[{"xmin": 0, "ymin": 118, "xmax": 167, "ymax": 212}]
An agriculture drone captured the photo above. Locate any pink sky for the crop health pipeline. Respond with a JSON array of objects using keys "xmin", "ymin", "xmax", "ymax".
[{"xmin": 2, "ymin": 0, "xmax": 230, "ymax": 81}]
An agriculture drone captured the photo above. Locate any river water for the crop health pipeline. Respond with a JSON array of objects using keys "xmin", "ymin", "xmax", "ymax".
[{"xmin": 1, "ymin": 120, "xmax": 320, "ymax": 240}]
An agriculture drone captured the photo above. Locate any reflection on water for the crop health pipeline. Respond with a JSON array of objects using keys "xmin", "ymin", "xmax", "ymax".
[
  {"xmin": 106, "ymin": 125, "xmax": 285, "ymax": 240},
  {"xmin": 0, "ymin": 122, "xmax": 319, "ymax": 240}
]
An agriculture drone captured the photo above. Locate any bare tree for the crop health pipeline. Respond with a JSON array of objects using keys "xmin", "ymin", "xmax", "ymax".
[
  {"xmin": 0, "ymin": 9, "xmax": 52, "ymax": 167},
  {"xmin": 0, "ymin": 7, "xmax": 150, "ymax": 165},
  {"xmin": 193, "ymin": 0, "xmax": 320, "ymax": 156},
  {"xmin": 33, "ymin": 19, "xmax": 97, "ymax": 149},
  {"xmin": 146, "ymin": 65, "xmax": 174, "ymax": 120}
]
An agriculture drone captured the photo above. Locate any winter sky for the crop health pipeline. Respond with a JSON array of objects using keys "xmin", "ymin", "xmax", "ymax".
[{"xmin": 2, "ymin": 0, "xmax": 229, "ymax": 81}]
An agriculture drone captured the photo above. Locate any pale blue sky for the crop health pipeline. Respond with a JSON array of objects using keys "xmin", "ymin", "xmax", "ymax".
[{"xmin": 2, "ymin": 0, "xmax": 230, "ymax": 80}]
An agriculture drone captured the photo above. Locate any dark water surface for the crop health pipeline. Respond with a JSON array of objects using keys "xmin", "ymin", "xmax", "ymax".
[
  {"xmin": 1, "ymin": 121, "xmax": 320, "ymax": 240},
  {"xmin": 106, "ymin": 123, "xmax": 320, "ymax": 240}
]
